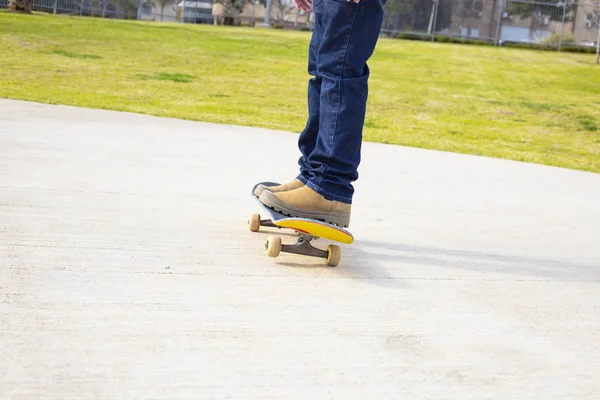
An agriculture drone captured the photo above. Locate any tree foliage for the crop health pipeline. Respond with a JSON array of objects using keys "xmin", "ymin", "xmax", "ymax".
[
  {"xmin": 271, "ymin": 0, "xmax": 295, "ymax": 21},
  {"xmin": 8, "ymin": 0, "xmax": 33, "ymax": 13},
  {"xmin": 115, "ymin": 0, "xmax": 139, "ymax": 18},
  {"xmin": 214, "ymin": 0, "xmax": 251, "ymax": 19},
  {"xmin": 383, "ymin": 0, "xmax": 451, "ymax": 33}
]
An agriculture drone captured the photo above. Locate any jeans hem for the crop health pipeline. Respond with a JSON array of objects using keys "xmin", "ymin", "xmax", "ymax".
[
  {"xmin": 301, "ymin": 177, "xmax": 353, "ymax": 205},
  {"xmin": 297, "ymin": 175, "xmax": 309, "ymax": 186}
]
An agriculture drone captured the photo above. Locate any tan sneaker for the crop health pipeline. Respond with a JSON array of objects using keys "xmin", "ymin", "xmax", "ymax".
[
  {"xmin": 259, "ymin": 185, "xmax": 351, "ymax": 227},
  {"xmin": 253, "ymin": 179, "xmax": 304, "ymax": 197}
]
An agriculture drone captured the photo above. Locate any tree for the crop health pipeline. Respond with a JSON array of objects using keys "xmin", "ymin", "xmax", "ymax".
[
  {"xmin": 86, "ymin": 0, "xmax": 100, "ymax": 16},
  {"xmin": 115, "ymin": 0, "xmax": 139, "ymax": 18},
  {"xmin": 383, "ymin": 0, "xmax": 419, "ymax": 33},
  {"xmin": 214, "ymin": 0, "xmax": 251, "ymax": 24},
  {"xmin": 8, "ymin": 0, "xmax": 33, "ymax": 13},
  {"xmin": 456, "ymin": 0, "xmax": 473, "ymax": 30},
  {"xmin": 271, "ymin": 0, "xmax": 294, "ymax": 22},
  {"xmin": 383, "ymin": 0, "xmax": 450, "ymax": 34}
]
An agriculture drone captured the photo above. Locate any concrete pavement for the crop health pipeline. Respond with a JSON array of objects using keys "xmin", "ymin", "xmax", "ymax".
[{"xmin": 1, "ymin": 99, "xmax": 599, "ymax": 399}]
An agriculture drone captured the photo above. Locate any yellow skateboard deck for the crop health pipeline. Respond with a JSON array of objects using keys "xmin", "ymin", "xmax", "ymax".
[{"xmin": 273, "ymin": 218, "xmax": 353, "ymax": 244}]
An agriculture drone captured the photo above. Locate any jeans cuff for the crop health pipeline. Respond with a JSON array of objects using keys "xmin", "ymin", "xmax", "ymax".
[
  {"xmin": 303, "ymin": 179, "xmax": 352, "ymax": 205},
  {"xmin": 296, "ymin": 175, "xmax": 309, "ymax": 186}
]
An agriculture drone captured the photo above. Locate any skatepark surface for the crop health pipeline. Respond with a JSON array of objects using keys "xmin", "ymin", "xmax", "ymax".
[{"xmin": 1, "ymin": 99, "xmax": 599, "ymax": 399}]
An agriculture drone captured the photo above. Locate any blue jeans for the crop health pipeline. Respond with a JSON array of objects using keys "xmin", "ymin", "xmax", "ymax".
[{"xmin": 297, "ymin": 0, "xmax": 385, "ymax": 204}]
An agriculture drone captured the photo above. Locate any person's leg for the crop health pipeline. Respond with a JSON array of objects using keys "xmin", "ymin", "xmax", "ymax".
[
  {"xmin": 297, "ymin": 10, "xmax": 324, "ymax": 183},
  {"xmin": 254, "ymin": 19, "xmax": 324, "ymax": 198},
  {"xmin": 303, "ymin": 0, "xmax": 385, "ymax": 204},
  {"xmin": 259, "ymin": 0, "xmax": 385, "ymax": 227}
]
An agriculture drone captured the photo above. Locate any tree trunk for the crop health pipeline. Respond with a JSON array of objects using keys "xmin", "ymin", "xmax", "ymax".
[
  {"xmin": 160, "ymin": 4, "xmax": 164, "ymax": 21},
  {"xmin": 277, "ymin": 2, "xmax": 283, "ymax": 23},
  {"xmin": 393, "ymin": 13, "xmax": 400, "ymax": 34},
  {"xmin": 596, "ymin": 22, "xmax": 600, "ymax": 64},
  {"xmin": 488, "ymin": 0, "xmax": 496, "ymax": 39},
  {"xmin": 8, "ymin": 0, "xmax": 33, "ymax": 13},
  {"xmin": 529, "ymin": 9, "xmax": 538, "ymax": 42}
]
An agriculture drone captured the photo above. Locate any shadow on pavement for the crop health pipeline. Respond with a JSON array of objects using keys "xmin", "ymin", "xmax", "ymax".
[{"xmin": 354, "ymin": 240, "xmax": 599, "ymax": 281}]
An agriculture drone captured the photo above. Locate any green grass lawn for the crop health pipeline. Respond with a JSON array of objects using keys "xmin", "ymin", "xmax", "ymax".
[{"xmin": 1, "ymin": 12, "xmax": 599, "ymax": 173}]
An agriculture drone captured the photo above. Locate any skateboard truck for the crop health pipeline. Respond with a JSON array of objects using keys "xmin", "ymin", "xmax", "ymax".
[
  {"xmin": 257, "ymin": 218, "xmax": 277, "ymax": 229},
  {"xmin": 277, "ymin": 235, "xmax": 327, "ymax": 258},
  {"xmin": 250, "ymin": 213, "xmax": 342, "ymax": 267}
]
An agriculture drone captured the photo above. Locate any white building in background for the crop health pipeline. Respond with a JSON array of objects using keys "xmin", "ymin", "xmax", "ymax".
[
  {"xmin": 141, "ymin": 0, "xmax": 213, "ymax": 23},
  {"xmin": 572, "ymin": 3, "xmax": 600, "ymax": 46},
  {"xmin": 179, "ymin": 0, "xmax": 213, "ymax": 23},
  {"xmin": 212, "ymin": 1, "xmax": 311, "ymax": 27},
  {"xmin": 139, "ymin": 0, "xmax": 312, "ymax": 27}
]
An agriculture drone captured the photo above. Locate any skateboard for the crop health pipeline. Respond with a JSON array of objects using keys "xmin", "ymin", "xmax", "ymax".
[{"xmin": 248, "ymin": 182, "xmax": 353, "ymax": 267}]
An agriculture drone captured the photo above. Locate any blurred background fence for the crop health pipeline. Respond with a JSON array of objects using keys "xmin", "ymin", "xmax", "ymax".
[
  {"xmin": 1, "ymin": 0, "xmax": 599, "ymax": 53},
  {"xmin": 1, "ymin": 0, "xmax": 141, "ymax": 19},
  {"xmin": 382, "ymin": 0, "xmax": 599, "ymax": 52}
]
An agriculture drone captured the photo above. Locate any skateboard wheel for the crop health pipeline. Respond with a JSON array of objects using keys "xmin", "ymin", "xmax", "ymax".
[
  {"xmin": 326, "ymin": 245, "xmax": 341, "ymax": 267},
  {"xmin": 249, "ymin": 213, "xmax": 261, "ymax": 232},
  {"xmin": 265, "ymin": 236, "xmax": 282, "ymax": 258}
]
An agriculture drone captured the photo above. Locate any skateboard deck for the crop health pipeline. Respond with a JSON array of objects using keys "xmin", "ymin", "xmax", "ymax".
[{"xmin": 251, "ymin": 182, "xmax": 353, "ymax": 245}]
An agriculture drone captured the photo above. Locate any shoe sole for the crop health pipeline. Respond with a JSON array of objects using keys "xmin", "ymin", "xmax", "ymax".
[
  {"xmin": 253, "ymin": 184, "xmax": 268, "ymax": 197},
  {"xmin": 259, "ymin": 190, "xmax": 350, "ymax": 228}
]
